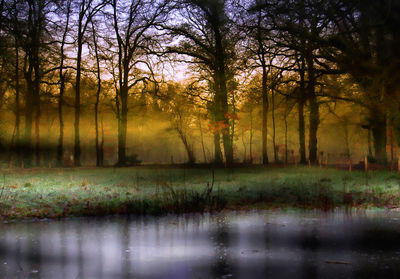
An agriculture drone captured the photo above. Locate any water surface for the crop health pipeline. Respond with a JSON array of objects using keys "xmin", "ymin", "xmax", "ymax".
[{"xmin": 1, "ymin": 210, "xmax": 400, "ymax": 278}]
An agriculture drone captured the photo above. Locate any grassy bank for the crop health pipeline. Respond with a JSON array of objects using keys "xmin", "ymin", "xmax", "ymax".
[{"xmin": 1, "ymin": 166, "xmax": 400, "ymax": 220}]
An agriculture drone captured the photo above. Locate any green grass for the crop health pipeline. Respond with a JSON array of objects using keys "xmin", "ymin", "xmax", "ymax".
[{"xmin": 1, "ymin": 166, "xmax": 400, "ymax": 220}]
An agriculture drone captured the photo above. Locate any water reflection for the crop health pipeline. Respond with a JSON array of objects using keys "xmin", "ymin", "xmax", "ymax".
[{"xmin": 1, "ymin": 210, "xmax": 400, "ymax": 278}]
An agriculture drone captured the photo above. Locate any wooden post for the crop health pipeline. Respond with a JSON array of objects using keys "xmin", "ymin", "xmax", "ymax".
[
  {"xmin": 349, "ymin": 160, "xmax": 352, "ymax": 172},
  {"xmin": 308, "ymin": 159, "xmax": 311, "ymax": 168}
]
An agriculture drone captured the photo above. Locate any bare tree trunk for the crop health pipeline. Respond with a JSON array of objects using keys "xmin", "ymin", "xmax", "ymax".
[
  {"xmin": 272, "ymin": 88, "xmax": 277, "ymax": 162},
  {"xmin": 176, "ymin": 128, "xmax": 195, "ymax": 164},
  {"xmin": 390, "ymin": 125, "xmax": 394, "ymax": 164},
  {"xmin": 22, "ymin": 2, "xmax": 39, "ymax": 167},
  {"xmin": 74, "ymin": 27, "xmax": 83, "ymax": 166},
  {"xmin": 297, "ymin": 55, "xmax": 307, "ymax": 164},
  {"xmin": 73, "ymin": 0, "xmax": 106, "ymax": 167},
  {"xmin": 34, "ymin": 84, "xmax": 40, "ymax": 166},
  {"xmin": 284, "ymin": 110, "xmax": 288, "ymax": 165},
  {"xmin": 57, "ymin": 73, "xmax": 65, "ymax": 166},
  {"xmin": 24, "ymin": 76, "xmax": 34, "ymax": 167},
  {"xmin": 214, "ymin": 132, "xmax": 223, "ymax": 164},
  {"xmin": 57, "ymin": 1, "xmax": 70, "ymax": 167},
  {"xmin": 261, "ymin": 65, "xmax": 269, "ymax": 165},
  {"xmin": 94, "ymin": 75, "xmax": 101, "ymax": 167},
  {"xmin": 222, "ymin": 131, "xmax": 233, "ymax": 165},
  {"xmin": 307, "ymin": 55, "xmax": 319, "ymax": 164},
  {"xmin": 367, "ymin": 128, "xmax": 373, "ymax": 157},
  {"xmin": 92, "ymin": 23, "xmax": 102, "ymax": 166},
  {"xmin": 215, "ymin": 27, "xmax": 233, "ymax": 166},
  {"xmin": 117, "ymin": 86, "xmax": 128, "ymax": 166},
  {"xmin": 298, "ymin": 98, "xmax": 306, "ymax": 164},
  {"xmin": 23, "ymin": 14, "xmax": 40, "ymax": 168},
  {"xmin": 256, "ymin": 9, "xmax": 269, "ymax": 165},
  {"xmin": 198, "ymin": 113, "xmax": 207, "ymax": 163},
  {"xmin": 14, "ymin": 35, "xmax": 20, "ymax": 164},
  {"xmin": 308, "ymin": 95, "xmax": 319, "ymax": 164},
  {"xmin": 100, "ymin": 117, "xmax": 104, "ymax": 166},
  {"xmin": 230, "ymin": 94, "xmax": 237, "ymax": 161},
  {"xmin": 249, "ymin": 108, "xmax": 253, "ymax": 163},
  {"xmin": 74, "ymin": 0, "xmax": 95, "ymax": 167},
  {"xmin": 241, "ymin": 129, "xmax": 247, "ymax": 163},
  {"xmin": 33, "ymin": 29, "xmax": 41, "ymax": 166}
]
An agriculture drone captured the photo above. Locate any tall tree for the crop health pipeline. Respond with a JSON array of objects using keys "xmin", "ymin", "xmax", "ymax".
[
  {"xmin": 110, "ymin": 0, "xmax": 168, "ymax": 166},
  {"xmin": 9, "ymin": 0, "xmax": 22, "ymax": 163},
  {"xmin": 21, "ymin": 0, "xmax": 50, "ymax": 166},
  {"xmin": 0, "ymin": 0, "xmax": 11, "ymax": 155},
  {"xmin": 242, "ymin": 2, "xmax": 272, "ymax": 164},
  {"xmin": 323, "ymin": 0, "xmax": 400, "ymax": 164},
  {"xmin": 56, "ymin": 0, "xmax": 71, "ymax": 166},
  {"xmin": 73, "ymin": 0, "xmax": 106, "ymax": 166},
  {"xmin": 255, "ymin": 0, "xmax": 340, "ymax": 164},
  {"xmin": 90, "ymin": 20, "xmax": 103, "ymax": 166},
  {"xmin": 165, "ymin": 0, "xmax": 238, "ymax": 165}
]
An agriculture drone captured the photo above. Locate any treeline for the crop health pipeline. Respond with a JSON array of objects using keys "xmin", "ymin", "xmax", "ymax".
[{"xmin": 0, "ymin": 0, "xmax": 399, "ymax": 167}]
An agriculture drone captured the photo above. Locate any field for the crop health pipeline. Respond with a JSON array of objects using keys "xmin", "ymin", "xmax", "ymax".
[{"xmin": 1, "ymin": 166, "xmax": 400, "ymax": 221}]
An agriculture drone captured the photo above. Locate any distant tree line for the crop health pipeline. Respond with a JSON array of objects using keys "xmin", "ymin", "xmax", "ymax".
[{"xmin": 0, "ymin": 0, "xmax": 399, "ymax": 167}]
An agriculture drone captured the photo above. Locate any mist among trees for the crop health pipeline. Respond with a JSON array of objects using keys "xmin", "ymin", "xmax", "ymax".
[{"xmin": 0, "ymin": 0, "xmax": 399, "ymax": 167}]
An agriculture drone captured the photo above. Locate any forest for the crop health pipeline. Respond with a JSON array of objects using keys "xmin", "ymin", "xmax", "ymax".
[
  {"xmin": 0, "ymin": 0, "xmax": 399, "ymax": 168},
  {"xmin": 2, "ymin": 2, "xmax": 400, "ymax": 276}
]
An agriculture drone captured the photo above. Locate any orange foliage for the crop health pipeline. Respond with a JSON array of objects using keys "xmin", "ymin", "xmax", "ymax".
[
  {"xmin": 207, "ymin": 120, "xmax": 229, "ymax": 133},
  {"xmin": 224, "ymin": 112, "xmax": 239, "ymax": 120},
  {"xmin": 207, "ymin": 113, "xmax": 239, "ymax": 134}
]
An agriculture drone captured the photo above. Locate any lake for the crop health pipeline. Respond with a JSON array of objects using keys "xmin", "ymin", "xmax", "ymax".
[{"xmin": 1, "ymin": 210, "xmax": 400, "ymax": 278}]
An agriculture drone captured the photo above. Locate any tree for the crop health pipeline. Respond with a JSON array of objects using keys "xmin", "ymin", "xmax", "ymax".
[
  {"xmin": 1, "ymin": 0, "xmax": 22, "ymax": 163},
  {"xmin": 0, "ymin": 8, "xmax": 10, "ymax": 156},
  {"xmin": 255, "ymin": 0, "xmax": 342, "ymax": 164},
  {"xmin": 109, "ymin": 0, "xmax": 168, "ymax": 166},
  {"xmin": 164, "ymin": 0, "xmax": 239, "ymax": 165},
  {"xmin": 241, "ymin": 0, "xmax": 277, "ymax": 164},
  {"xmin": 56, "ymin": 0, "xmax": 72, "ymax": 166},
  {"xmin": 161, "ymin": 83, "xmax": 197, "ymax": 164},
  {"xmin": 73, "ymin": 0, "xmax": 106, "ymax": 166},
  {"xmin": 238, "ymin": 86, "xmax": 258, "ymax": 164},
  {"xmin": 20, "ymin": 0, "xmax": 56, "ymax": 166},
  {"xmin": 322, "ymin": 0, "xmax": 400, "ymax": 164},
  {"xmin": 89, "ymin": 21, "xmax": 104, "ymax": 166}
]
